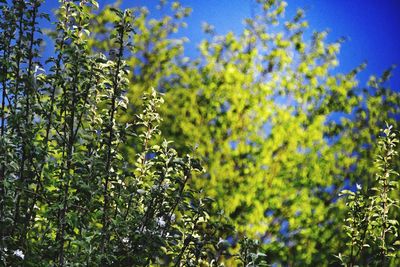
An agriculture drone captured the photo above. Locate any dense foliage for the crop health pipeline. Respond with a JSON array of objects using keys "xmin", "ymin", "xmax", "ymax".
[
  {"xmin": 0, "ymin": 0, "xmax": 399, "ymax": 266},
  {"xmin": 86, "ymin": 0, "xmax": 400, "ymax": 265}
]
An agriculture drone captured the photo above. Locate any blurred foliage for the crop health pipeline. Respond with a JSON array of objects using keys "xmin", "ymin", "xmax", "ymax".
[{"xmin": 85, "ymin": 0, "xmax": 400, "ymax": 265}]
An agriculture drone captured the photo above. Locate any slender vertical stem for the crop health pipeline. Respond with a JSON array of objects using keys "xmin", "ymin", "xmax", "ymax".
[
  {"xmin": 100, "ymin": 20, "xmax": 125, "ymax": 253},
  {"xmin": 10, "ymin": 0, "xmax": 27, "ymax": 237},
  {"xmin": 12, "ymin": 0, "xmax": 25, "ymax": 113},
  {"xmin": 19, "ymin": 0, "xmax": 39, "ymax": 245},
  {"xmin": 380, "ymin": 163, "xmax": 388, "ymax": 267},
  {"xmin": 57, "ymin": 62, "xmax": 79, "ymax": 267}
]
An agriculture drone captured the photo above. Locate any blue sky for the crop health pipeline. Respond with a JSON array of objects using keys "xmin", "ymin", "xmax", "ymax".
[{"xmin": 41, "ymin": 0, "xmax": 400, "ymax": 90}]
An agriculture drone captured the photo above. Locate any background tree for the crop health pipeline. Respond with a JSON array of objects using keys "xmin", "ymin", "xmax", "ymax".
[{"xmin": 86, "ymin": 0, "xmax": 400, "ymax": 265}]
